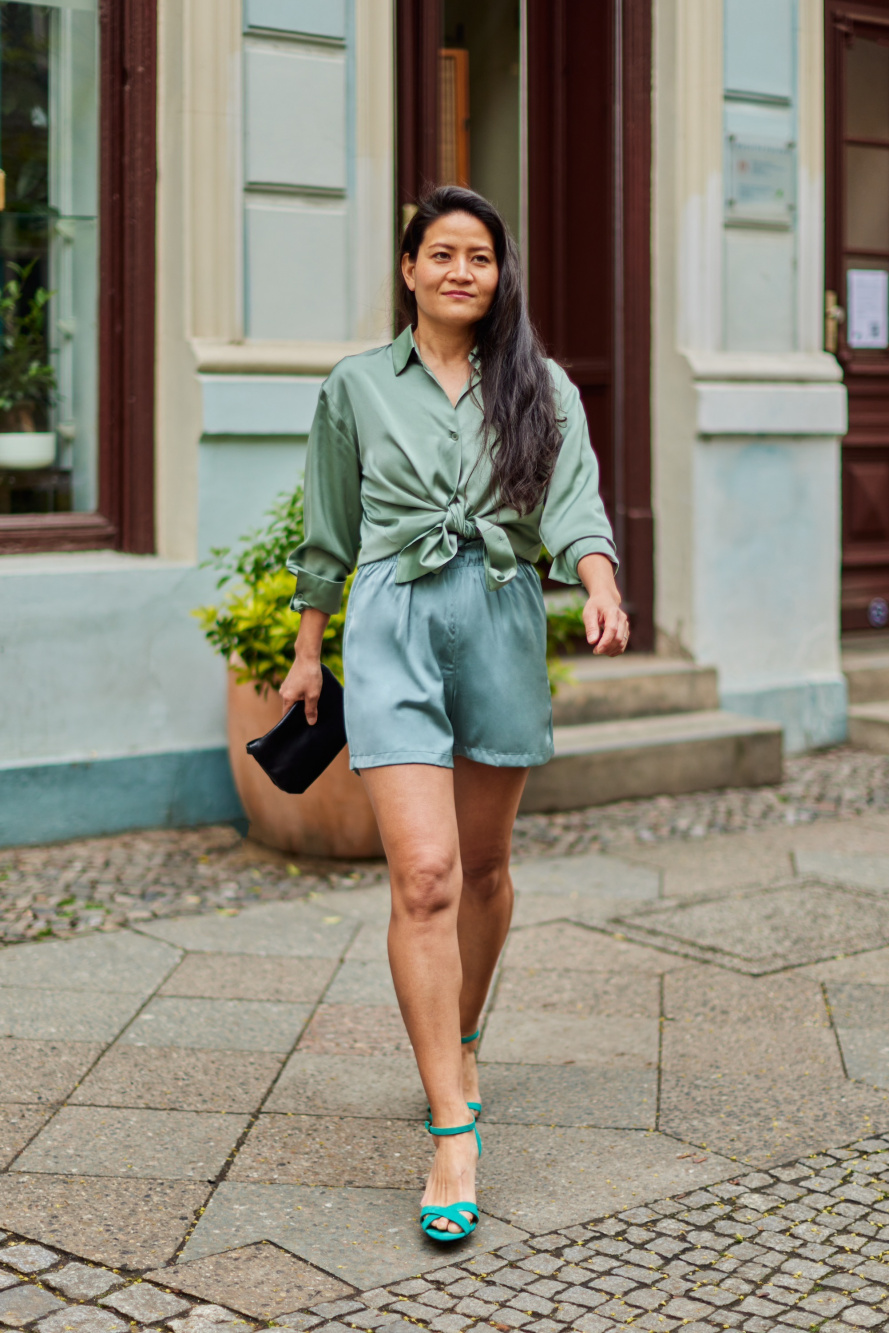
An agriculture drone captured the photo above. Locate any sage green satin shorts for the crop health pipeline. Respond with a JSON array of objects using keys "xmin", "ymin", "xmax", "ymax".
[{"xmin": 342, "ymin": 540, "xmax": 554, "ymax": 771}]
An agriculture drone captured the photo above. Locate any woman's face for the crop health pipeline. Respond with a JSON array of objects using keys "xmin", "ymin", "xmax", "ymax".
[{"xmin": 402, "ymin": 211, "xmax": 499, "ymax": 332}]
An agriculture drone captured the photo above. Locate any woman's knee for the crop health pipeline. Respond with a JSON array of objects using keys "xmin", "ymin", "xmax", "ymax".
[
  {"xmin": 391, "ymin": 849, "xmax": 460, "ymax": 921},
  {"xmin": 461, "ymin": 852, "xmax": 511, "ymax": 904}
]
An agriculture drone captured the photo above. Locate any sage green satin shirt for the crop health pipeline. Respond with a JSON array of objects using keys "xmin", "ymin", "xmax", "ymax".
[{"xmin": 287, "ymin": 325, "xmax": 617, "ymax": 616}]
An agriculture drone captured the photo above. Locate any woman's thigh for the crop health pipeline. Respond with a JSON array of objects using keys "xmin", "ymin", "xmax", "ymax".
[{"xmin": 453, "ymin": 756, "xmax": 529, "ymax": 879}]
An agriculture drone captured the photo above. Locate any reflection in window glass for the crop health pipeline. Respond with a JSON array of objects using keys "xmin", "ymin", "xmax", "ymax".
[
  {"xmin": 0, "ymin": 0, "xmax": 98, "ymax": 518},
  {"xmin": 845, "ymin": 144, "xmax": 889, "ymax": 253}
]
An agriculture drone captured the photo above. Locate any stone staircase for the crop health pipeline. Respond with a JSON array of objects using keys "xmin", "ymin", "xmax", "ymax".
[
  {"xmin": 844, "ymin": 640, "xmax": 889, "ymax": 752},
  {"xmin": 520, "ymin": 653, "xmax": 783, "ymax": 813}
]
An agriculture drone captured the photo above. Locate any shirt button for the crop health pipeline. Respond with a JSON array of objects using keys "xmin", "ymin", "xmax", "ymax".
[{"xmin": 449, "ymin": 431, "xmax": 458, "ymax": 441}]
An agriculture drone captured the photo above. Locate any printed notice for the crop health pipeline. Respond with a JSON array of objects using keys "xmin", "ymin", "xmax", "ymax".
[{"xmin": 848, "ymin": 268, "xmax": 889, "ymax": 349}]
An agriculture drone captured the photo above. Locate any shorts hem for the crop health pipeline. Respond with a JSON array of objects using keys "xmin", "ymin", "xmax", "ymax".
[
  {"xmin": 453, "ymin": 744, "xmax": 554, "ymax": 768},
  {"xmin": 349, "ymin": 749, "xmax": 455, "ymax": 772}
]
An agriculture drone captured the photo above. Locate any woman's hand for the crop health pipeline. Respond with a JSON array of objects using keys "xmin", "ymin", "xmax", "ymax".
[
  {"xmin": 576, "ymin": 553, "xmax": 630, "ymax": 656},
  {"xmin": 279, "ymin": 608, "xmax": 331, "ymax": 724},
  {"xmin": 279, "ymin": 653, "xmax": 323, "ymax": 723}
]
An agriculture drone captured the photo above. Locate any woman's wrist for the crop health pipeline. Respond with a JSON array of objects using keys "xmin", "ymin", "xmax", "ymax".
[
  {"xmin": 577, "ymin": 553, "xmax": 621, "ymax": 602},
  {"xmin": 294, "ymin": 607, "xmax": 330, "ymax": 661}
]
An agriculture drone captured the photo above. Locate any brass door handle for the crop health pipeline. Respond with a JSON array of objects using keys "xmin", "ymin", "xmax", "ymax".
[{"xmin": 825, "ymin": 289, "xmax": 846, "ymax": 353}]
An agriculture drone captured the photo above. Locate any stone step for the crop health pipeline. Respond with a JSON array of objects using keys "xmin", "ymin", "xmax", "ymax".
[
  {"xmin": 520, "ymin": 709, "xmax": 783, "ymax": 813},
  {"xmin": 848, "ymin": 701, "xmax": 889, "ymax": 752},
  {"xmin": 550, "ymin": 654, "xmax": 720, "ymax": 725},
  {"xmin": 843, "ymin": 649, "xmax": 889, "ymax": 705}
]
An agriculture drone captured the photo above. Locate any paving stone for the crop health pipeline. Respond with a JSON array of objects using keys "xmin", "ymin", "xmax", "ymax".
[
  {"xmin": 511, "ymin": 854, "xmax": 660, "ymax": 900},
  {"xmin": 159, "ymin": 954, "xmax": 338, "ymax": 1002},
  {"xmin": 0, "ymin": 1277, "xmax": 17, "ymax": 1293},
  {"xmin": 0, "ymin": 1244, "xmax": 57, "ymax": 1272},
  {"xmin": 0, "ymin": 932, "xmax": 180, "ymax": 994},
  {"xmin": 121, "ymin": 997, "xmax": 312, "ymax": 1054},
  {"xmin": 69, "ymin": 1046, "xmax": 284, "ymax": 1112},
  {"xmin": 481, "ymin": 1012, "xmax": 659, "ymax": 1068},
  {"xmin": 0, "ymin": 1107, "xmax": 54, "ymax": 1169},
  {"xmin": 100, "ymin": 1282, "xmax": 191, "ymax": 1321},
  {"xmin": 12, "ymin": 1106, "xmax": 249, "ymax": 1179},
  {"xmin": 478, "ymin": 1063, "xmax": 657, "ymax": 1129},
  {"xmin": 0, "ymin": 990, "xmax": 144, "ymax": 1043},
  {"xmin": 503, "ymin": 923, "xmax": 674, "ymax": 974},
  {"xmin": 168, "ymin": 1304, "xmax": 256, "ymax": 1333},
  {"xmin": 613, "ymin": 882, "xmax": 889, "ymax": 974},
  {"xmin": 264, "ymin": 1055, "xmax": 425, "ymax": 1120},
  {"xmin": 0, "ymin": 1174, "xmax": 210, "ymax": 1268},
  {"xmin": 37, "ymin": 1311, "xmax": 128, "ymax": 1333},
  {"xmin": 493, "ymin": 967, "xmax": 660, "ymax": 1019},
  {"xmin": 323, "ymin": 963, "xmax": 398, "ymax": 1007},
  {"xmin": 476, "ymin": 1124, "xmax": 734, "ymax": 1231},
  {"xmin": 179, "ymin": 1181, "xmax": 527, "ymax": 1288},
  {"xmin": 0, "ymin": 1285, "xmax": 64, "ymax": 1326},
  {"xmin": 297, "ymin": 1007, "xmax": 412, "ymax": 1058},
  {"xmin": 138, "ymin": 901, "xmax": 356, "ymax": 958},
  {"xmin": 0, "ymin": 1041, "xmax": 104, "ymax": 1106},
  {"xmin": 793, "ymin": 851, "xmax": 889, "ymax": 891},
  {"xmin": 152, "ymin": 1242, "xmax": 355, "ymax": 1318},
  {"xmin": 229, "ymin": 1114, "xmax": 427, "ymax": 1188},
  {"xmin": 272, "ymin": 1317, "xmax": 322, "ymax": 1331},
  {"xmin": 44, "ymin": 1263, "xmax": 124, "ymax": 1299}
]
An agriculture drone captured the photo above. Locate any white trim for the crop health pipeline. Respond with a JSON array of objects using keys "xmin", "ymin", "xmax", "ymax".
[
  {"xmin": 192, "ymin": 337, "xmax": 386, "ymax": 374},
  {"xmin": 686, "ymin": 349, "xmax": 843, "ymax": 381},
  {"xmin": 695, "ymin": 380, "xmax": 848, "ymax": 436}
]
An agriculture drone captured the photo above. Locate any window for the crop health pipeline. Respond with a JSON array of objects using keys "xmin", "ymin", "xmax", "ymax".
[{"xmin": 0, "ymin": 0, "xmax": 156, "ymax": 554}]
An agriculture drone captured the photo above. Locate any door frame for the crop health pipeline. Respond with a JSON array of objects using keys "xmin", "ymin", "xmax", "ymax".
[{"xmin": 395, "ymin": 0, "xmax": 654, "ymax": 649}]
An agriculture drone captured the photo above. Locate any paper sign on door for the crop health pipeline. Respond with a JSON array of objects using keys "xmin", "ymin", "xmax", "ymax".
[{"xmin": 848, "ymin": 269, "xmax": 889, "ymax": 349}]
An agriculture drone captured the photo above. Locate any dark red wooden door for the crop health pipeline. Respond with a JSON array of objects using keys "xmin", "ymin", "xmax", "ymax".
[
  {"xmin": 827, "ymin": 0, "xmax": 889, "ymax": 630},
  {"xmin": 396, "ymin": 0, "xmax": 653, "ymax": 648}
]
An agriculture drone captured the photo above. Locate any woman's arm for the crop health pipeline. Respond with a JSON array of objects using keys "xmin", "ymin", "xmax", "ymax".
[
  {"xmin": 577, "ymin": 552, "xmax": 629, "ymax": 656},
  {"xmin": 279, "ymin": 608, "xmax": 330, "ymax": 723}
]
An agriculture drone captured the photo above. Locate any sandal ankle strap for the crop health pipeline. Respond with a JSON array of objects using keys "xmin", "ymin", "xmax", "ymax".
[
  {"xmin": 461, "ymin": 1029, "xmax": 480, "ymax": 1045},
  {"xmin": 425, "ymin": 1120, "xmax": 476, "ymax": 1137}
]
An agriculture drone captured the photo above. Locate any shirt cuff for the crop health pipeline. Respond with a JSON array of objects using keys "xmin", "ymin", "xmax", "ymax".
[
  {"xmin": 549, "ymin": 536, "xmax": 619, "ymax": 584},
  {"xmin": 289, "ymin": 567, "xmax": 346, "ymax": 616}
]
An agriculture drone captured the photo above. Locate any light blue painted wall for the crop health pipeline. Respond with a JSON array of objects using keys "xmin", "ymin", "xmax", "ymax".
[
  {"xmin": 198, "ymin": 439, "xmax": 308, "ymax": 561},
  {"xmin": 200, "ymin": 375, "xmax": 321, "ymax": 437},
  {"xmin": 723, "ymin": 0, "xmax": 798, "ymax": 352},
  {"xmin": 244, "ymin": 0, "xmax": 346, "ymax": 40},
  {"xmin": 244, "ymin": 44, "xmax": 347, "ymax": 190},
  {"xmin": 724, "ymin": 0, "xmax": 794, "ymax": 100},
  {"xmin": 693, "ymin": 437, "xmax": 845, "ymax": 751},
  {"xmin": 244, "ymin": 1, "xmax": 356, "ymax": 340}
]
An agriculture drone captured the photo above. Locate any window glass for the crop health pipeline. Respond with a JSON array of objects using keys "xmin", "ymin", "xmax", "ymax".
[
  {"xmin": 845, "ymin": 144, "xmax": 889, "ymax": 252},
  {"xmin": 0, "ymin": 0, "xmax": 98, "ymax": 518},
  {"xmin": 847, "ymin": 35, "xmax": 889, "ymax": 141}
]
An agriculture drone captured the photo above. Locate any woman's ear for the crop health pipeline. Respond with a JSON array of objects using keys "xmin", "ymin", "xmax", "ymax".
[{"xmin": 401, "ymin": 252, "xmax": 416, "ymax": 292}]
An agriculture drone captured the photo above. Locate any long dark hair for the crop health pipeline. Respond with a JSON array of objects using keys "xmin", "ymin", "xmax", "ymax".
[{"xmin": 396, "ymin": 186, "xmax": 563, "ymax": 516}]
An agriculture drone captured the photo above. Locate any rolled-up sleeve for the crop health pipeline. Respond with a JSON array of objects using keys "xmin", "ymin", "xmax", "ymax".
[
  {"xmin": 286, "ymin": 382, "xmax": 362, "ymax": 615},
  {"xmin": 540, "ymin": 367, "xmax": 618, "ymax": 584}
]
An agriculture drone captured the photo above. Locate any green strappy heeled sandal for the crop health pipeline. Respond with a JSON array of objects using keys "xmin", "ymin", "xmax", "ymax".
[
  {"xmin": 462, "ymin": 1029, "xmax": 482, "ymax": 1118},
  {"xmin": 420, "ymin": 1118, "xmax": 482, "ymax": 1244},
  {"xmin": 425, "ymin": 1029, "xmax": 482, "ymax": 1120}
]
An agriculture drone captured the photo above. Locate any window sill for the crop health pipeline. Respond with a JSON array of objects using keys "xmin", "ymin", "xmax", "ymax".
[{"xmin": 192, "ymin": 337, "xmax": 387, "ymax": 376}]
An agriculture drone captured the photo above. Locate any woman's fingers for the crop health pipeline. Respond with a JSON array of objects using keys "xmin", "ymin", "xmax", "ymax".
[{"xmin": 587, "ymin": 603, "xmax": 630, "ymax": 656}]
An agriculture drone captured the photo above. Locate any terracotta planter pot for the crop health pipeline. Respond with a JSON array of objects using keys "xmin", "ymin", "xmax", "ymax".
[{"xmin": 227, "ymin": 670, "xmax": 384, "ymax": 859}]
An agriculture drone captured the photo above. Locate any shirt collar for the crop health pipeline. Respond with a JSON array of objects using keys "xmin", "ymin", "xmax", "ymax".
[{"xmin": 392, "ymin": 324, "xmax": 481, "ymax": 376}]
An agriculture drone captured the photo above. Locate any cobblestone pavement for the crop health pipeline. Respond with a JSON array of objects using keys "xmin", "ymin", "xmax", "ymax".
[
  {"xmin": 2, "ymin": 746, "xmax": 889, "ymax": 944},
  {"xmin": 5, "ymin": 809, "xmax": 889, "ymax": 1326},
  {"xmin": 5, "ymin": 1135, "xmax": 889, "ymax": 1331}
]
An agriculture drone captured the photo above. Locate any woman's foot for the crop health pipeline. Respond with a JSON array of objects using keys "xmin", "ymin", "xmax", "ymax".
[
  {"xmin": 420, "ymin": 1123, "xmax": 479, "ymax": 1235},
  {"xmin": 462, "ymin": 1035, "xmax": 481, "ymax": 1114}
]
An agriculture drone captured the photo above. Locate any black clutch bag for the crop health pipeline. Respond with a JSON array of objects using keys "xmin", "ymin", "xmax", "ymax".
[{"xmin": 246, "ymin": 664, "xmax": 347, "ymax": 794}]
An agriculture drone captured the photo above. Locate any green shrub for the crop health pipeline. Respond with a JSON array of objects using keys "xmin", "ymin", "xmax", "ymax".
[{"xmin": 195, "ymin": 488, "xmax": 588, "ymax": 694}]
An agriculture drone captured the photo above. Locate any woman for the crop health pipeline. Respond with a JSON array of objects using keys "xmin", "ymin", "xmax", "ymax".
[{"xmin": 281, "ymin": 186, "xmax": 628, "ymax": 1243}]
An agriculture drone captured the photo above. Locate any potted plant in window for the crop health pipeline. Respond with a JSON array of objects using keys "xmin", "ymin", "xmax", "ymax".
[
  {"xmin": 0, "ymin": 261, "xmax": 57, "ymax": 469},
  {"xmin": 194, "ymin": 488, "xmax": 384, "ymax": 859}
]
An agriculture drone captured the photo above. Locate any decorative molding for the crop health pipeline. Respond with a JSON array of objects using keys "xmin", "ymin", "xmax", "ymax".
[
  {"xmin": 695, "ymin": 381, "xmax": 848, "ymax": 437},
  {"xmin": 686, "ymin": 349, "xmax": 844, "ymax": 382},
  {"xmin": 193, "ymin": 337, "xmax": 385, "ymax": 375}
]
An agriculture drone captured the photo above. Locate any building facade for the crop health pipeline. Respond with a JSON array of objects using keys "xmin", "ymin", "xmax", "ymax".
[{"xmin": 0, "ymin": 0, "xmax": 875, "ymax": 846}]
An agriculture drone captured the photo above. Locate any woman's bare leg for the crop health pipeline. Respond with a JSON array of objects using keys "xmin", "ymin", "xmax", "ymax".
[
  {"xmin": 360, "ymin": 761, "xmax": 525, "ymax": 1233},
  {"xmin": 453, "ymin": 756, "xmax": 529, "ymax": 1109}
]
